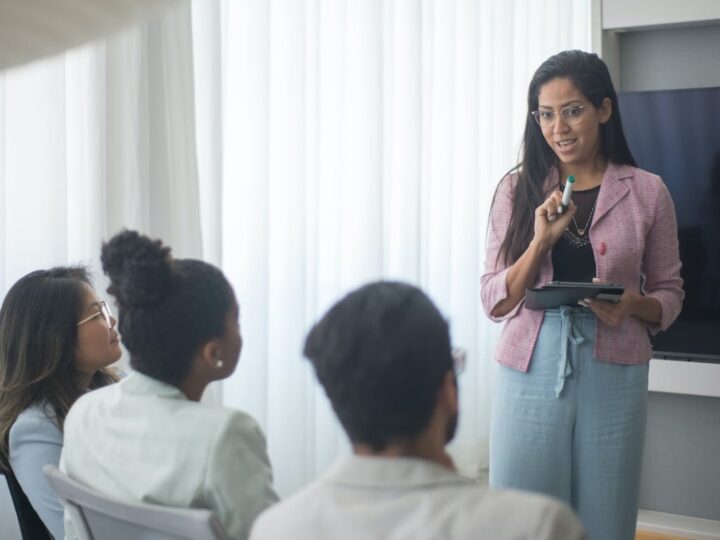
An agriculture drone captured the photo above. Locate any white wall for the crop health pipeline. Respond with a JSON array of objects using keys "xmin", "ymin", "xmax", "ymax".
[
  {"xmin": 602, "ymin": 0, "xmax": 720, "ymax": 30},
  {"xmin": 594, "ymin": 0, "xmax": 720, "ymax": 524},
  {"xmin": 620, "ymin": 24, "xmax": 720, "ymax": 91}
]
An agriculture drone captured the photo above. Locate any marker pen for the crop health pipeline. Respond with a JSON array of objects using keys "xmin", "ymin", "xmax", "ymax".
[{"xmin": 557, "ymin": 175, "xmax": 575, "ymax": 214}]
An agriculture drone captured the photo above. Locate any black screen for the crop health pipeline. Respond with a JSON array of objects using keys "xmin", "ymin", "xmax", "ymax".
[{"xmin": 618, "ymin": 87, "xmax": 720, "ymax": 362}]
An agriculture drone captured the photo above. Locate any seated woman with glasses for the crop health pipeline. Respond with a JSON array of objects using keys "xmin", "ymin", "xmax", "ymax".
[
  {"xmin": 59, "ymin": 230, "xmax": 278, "ymax": 540},
  {"xmin": 0, "ymin": 267, "xmax": 121, "ymax": 539}
]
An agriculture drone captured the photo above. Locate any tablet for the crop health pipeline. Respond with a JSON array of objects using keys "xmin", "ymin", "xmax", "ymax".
[{"xmin": 524, "ymin": 281, "xmax": 625, "ymax": 310}]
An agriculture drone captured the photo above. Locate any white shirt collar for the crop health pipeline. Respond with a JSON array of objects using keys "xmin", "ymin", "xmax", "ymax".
[
  {"xmin": 120, "ymin": 370, "xmax": 188, "ymax": 400},
  {"xmin": 324, "ymin": 454, "xmax": 478, "ymax": 490}
]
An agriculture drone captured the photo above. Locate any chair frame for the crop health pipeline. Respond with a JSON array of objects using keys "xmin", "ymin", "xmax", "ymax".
[{"xmin": 43, "ymin": 465, "xmax": 231, "ymax": 540}]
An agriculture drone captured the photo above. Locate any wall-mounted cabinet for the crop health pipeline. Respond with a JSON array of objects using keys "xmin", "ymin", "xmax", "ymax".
[
  {"xmin": 591, "ymin": 2, "xmax": 720, "ymax": 531},
  {"xmin": 592, "ymin": 0, "xmax": 720, "ymax": 91}
]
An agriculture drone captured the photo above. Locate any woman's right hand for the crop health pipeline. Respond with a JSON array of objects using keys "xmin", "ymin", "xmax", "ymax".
[
  {"xmin": 532, "ymin": 190, "xmax": 577, "ymax": 253},
  {"xmin": 489, "ymin": 190, "xmax": 578, "ymax": 319}
]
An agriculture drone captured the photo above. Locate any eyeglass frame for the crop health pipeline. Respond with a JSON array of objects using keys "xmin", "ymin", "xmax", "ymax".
[
  {"xmin": 76, "ymin": 300, "xmax": 113, "ymax": 327},
  {"xmin": 530, "ymin": 103, "xmax": 590, "ymax": 128},
  {"xmin": 451, "ymin": 347, "xmax": 466, "ymax": 375}
]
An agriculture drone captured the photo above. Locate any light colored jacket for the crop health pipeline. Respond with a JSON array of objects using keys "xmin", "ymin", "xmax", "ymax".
[
  {"xmin": 481, "ymin": 163, "xmax": 684, "ymax": 371},
  {"xmin": 249, "ymin": 454, "xmax": 585, "ymax": 540},
  {"xmin": 9, "ymin": 403, "xmax": 64, "ymax": 539},
  {"xmin": 60, "ymin": 371, "xmax": 278, "ymax": 540}
]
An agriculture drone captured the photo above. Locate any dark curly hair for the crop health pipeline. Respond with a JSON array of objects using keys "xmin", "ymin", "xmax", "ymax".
[
  {"xmin": 304, "ymin": 281, "xmax": 453, "ymax": 451},
  {"xmin": 101, "ymin": 230, "xmax": 234, "ymax": 385}
]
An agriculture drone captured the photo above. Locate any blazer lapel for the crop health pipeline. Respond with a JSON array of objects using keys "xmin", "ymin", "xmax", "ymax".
[{"xmin": 592, "ymin": 163, "xmax": 632, "ymax": 229}]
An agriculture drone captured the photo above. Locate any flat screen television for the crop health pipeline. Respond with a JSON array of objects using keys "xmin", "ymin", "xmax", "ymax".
[{"xmin": 618, "ymin": 87, "xmax": 720, "ymax": 363}]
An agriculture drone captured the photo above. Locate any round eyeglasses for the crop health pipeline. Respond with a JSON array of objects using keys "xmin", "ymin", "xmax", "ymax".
[
  {"xmin": 77, "ymin": 301, "xmax": 113, "ymax": 327},
  {"xmin": 531, "ymin": 104, "xmax": 589, "ymax": 128}
]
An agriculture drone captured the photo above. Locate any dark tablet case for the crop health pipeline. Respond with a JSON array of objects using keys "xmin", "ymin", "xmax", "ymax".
[{"xmin": 525, "ymin": 282, "xmax": 625, "ymax": 310}]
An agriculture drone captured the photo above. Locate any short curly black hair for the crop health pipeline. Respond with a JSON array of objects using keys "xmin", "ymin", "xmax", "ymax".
[
  {"xmin": 304, "ymin": 281, "xmax": 453, "ymax": 451},
  {"xmin": 101, "ymin": 230, "xmax": 234, "ymax": 384}
]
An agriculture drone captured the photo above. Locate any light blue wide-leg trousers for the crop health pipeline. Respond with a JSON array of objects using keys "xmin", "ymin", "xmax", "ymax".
[{"xmin": 490, "ymin": 307, "xmax": 648, "ymax": 540}]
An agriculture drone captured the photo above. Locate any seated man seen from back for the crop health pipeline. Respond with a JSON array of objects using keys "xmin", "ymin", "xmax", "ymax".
[{"xmin": 250, "ymin": 281, "xmax": 585, "ymax": 540}]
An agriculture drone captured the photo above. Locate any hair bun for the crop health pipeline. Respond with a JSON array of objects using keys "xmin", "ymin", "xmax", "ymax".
[{"xmin": 101, "ymin": 230, "xmax": 172, "ymax": 309}]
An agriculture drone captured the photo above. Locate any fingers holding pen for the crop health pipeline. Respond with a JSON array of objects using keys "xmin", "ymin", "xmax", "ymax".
[
  {"xmin": 536, "ymin": 191, "xmax": 559, "ymax": 221},
  {"xmin": 543, "ymin": 190, "xmax": 576, "ymax": 223},
  {"xmin": 533, "ymin": 191, "xmax": 577, "ymax": 250}
]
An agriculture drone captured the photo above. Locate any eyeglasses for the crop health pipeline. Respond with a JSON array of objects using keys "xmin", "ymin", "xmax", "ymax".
[
  {"xmin": 531, "ymin": 104, "xmax": 590, "ymax": 128},
  {"xmin": 77, "ymin": 301, "xmax": 113, "ymax": 327},
  {"xmin": 451, "ymin": 347, "xmax": 466, "ymax": 375}
]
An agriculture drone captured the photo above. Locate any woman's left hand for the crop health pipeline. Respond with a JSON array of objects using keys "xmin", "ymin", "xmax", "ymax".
[{"xmin": 579, "ymin": 278, "xmax": 639, "ymax": 327}]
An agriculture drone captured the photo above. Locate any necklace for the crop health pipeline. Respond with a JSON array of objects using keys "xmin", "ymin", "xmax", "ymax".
[
  {"xmin": 558, "ymin": 173, "xmax": 601, "ymax": 236},
  {"xmin": 572, "ymin": 194, "xmax": 598, "ymax": 236}
]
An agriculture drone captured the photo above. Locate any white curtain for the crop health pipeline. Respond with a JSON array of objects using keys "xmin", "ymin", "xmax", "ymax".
[
  {"xmin": 0, "ymin": 2, "xmax": 205, "ymax": 287},
  {"xmin": 0, "ymin": 2, "xmax": 230, "ymax": 402},
  {"xmin": 216, "ymin": 0, "xmax": 592, "ymax": 496},
  {"xmin": 0, "ymin": 0, "xmax": 592, "ymax": 500}
]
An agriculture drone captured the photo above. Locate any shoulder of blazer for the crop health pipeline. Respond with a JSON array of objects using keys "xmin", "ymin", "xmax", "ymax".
[
  {"xmin": 616, "ymin": 164, "xmax": 666, "ymax": 186},
  {"xmin": 9, "ymin": 404, "xmax": 62, "ymax": 448},
  {"xmin": 620, "ymin": 166, "xmax": 668, "ymax": 205}
]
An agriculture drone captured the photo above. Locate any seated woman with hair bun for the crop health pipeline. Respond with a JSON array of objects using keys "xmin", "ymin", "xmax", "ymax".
[{"xmin": 59, "ymin": 230, "xmax": 278, "ymax": 540}]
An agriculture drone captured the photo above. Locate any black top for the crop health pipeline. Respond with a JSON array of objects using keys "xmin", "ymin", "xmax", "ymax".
[{"xmin": 551, "ymin": 184, "xmax": 600, "ymax": 283}]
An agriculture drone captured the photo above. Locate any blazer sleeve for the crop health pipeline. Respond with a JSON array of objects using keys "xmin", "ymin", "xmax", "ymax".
[
  {"xmin": 204, "ymin": 412, "xmax": 279, "ymax": 540},
  {"xmin": 480, "ymin": 174, "xmax": 524, "ymax": 322},
  {"xmin": 643, "ymin": 180, "xmax": 684, "ymax": 334},
  {"xmin": 9, "ymin": 411, "xmax": 65, "ymax": 540}
]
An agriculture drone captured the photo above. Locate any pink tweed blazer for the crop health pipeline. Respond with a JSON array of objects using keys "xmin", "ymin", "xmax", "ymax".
[{"xmin": 481, "ymin": 163, "xmax": 684, "ymax": 371}]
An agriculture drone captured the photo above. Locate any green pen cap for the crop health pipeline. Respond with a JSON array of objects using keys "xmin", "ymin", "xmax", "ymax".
[{"xmin": 567, "ymin": 175, "xmax": 575, "ymax": 183}]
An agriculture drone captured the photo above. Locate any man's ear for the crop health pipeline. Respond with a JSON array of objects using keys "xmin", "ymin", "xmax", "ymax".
[{"xmin": 438, "ymin": 370, "xmax": 459, "ymax": 417}]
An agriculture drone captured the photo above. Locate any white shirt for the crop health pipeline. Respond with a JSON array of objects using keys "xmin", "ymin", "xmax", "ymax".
[
  {"xmin": 250, "ymin": 454, "xmax": 585, "ymax": 540},
  {"xmin": 60, "ymin": 371, "xmax": 278, "ymax": 540}
]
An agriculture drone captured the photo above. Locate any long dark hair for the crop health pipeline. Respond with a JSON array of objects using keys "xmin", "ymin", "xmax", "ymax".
[
  {"xmin": 497, "ymin": 50, "xmax": 637, "ymax": 266},
  {"xmin": 0, "ymin": 267, "xmax": 118, "ymax": 471},
  {"xmin": 101, "ymin": 230, "xmax": 235, "ymax": 386}
]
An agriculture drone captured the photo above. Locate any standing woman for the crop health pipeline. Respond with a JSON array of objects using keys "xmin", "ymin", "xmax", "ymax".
[
  {"xmin": 481, "ymin": 50, "xmax": 683, "ymax": 540},
  {"xmin": 0, "ymin": 267, "xmax": 121, "ymax": 539}
]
